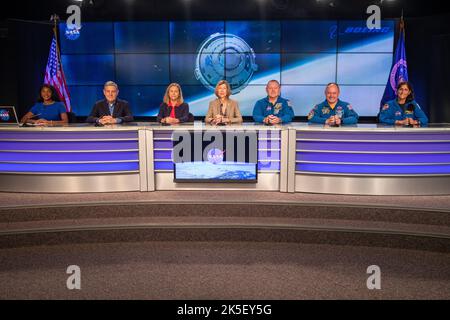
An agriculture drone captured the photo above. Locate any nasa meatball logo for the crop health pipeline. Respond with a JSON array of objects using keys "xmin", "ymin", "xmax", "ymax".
[
  {"xmin": 195, "ymin": 33, "xmax": 258, "ymax": 94},
  {"xmin": 64, "ymin": 25, "xmax": 81, "ymax": 40},
  {"xmin": 390, "ymin": 59, "xmax": 408, "ymax": 92},
  {"xmin": 207, "ymin": 148, "xmax": 225, "ymax": 165},
  {"xmin": 0, "ymin": 109, "xmax": 10, "ymax": 122}
]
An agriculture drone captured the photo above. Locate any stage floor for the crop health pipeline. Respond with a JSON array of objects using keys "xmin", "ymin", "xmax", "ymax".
[
  {"xmin": 2, "ymin": 191, "xmax": 450, "ymax": 211},
  {"xmin": 1, "ymin": 191, "xmax": 449, "ymax": 299},
  {"xmin": 2, "ymin": 240, "xmax": 449, "ymax": 299}
]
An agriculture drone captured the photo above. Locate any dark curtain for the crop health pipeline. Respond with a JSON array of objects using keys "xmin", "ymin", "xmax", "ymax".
[
  {"xmin": 406, "ymin": 13, "xmax": 450, "ymax": 123},
  {"xmin": 0, "ymin": 23, "xmax": 17, "ymax": 109},
  {"xmin": 6, "ymin": 20, "xmax": 53, "ymax": 118},
  {"xmin": 430, "ymin": 34, "xmax": 450, "ymax": 123}
]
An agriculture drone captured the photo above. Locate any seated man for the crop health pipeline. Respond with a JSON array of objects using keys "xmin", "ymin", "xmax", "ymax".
[
  {"xmin": 86, "ymin": 81, "xmax": 133, "ymax": 124},
  {"xmin": 308, "ymin": 83, "xmax": 358, "ymax": 125},
  {"xmin": 253, "ymin": 80, "xmax": 294, "ymax": 124}
]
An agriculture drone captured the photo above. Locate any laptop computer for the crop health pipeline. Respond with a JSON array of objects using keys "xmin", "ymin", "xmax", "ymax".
[{"xmin": 0, "ymin": 106, "xmax": 20, "ymax": 126}]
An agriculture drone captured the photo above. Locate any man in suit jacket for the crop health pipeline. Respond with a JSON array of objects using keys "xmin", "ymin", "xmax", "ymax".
[{"xmin": 86, "ymin": 81, "xmax": 134, "ymax": 124}]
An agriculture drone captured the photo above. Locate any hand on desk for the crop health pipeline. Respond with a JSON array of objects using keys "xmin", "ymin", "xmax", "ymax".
[
  {"xmin": 264, "ymin": 115, "xmax": 281, "ymax": 125},
  {"xmin": 34, "ymin": 119, "xmax": 53, "ymax": 126},
  {"xmin": 211, "ymin": 115, "xmax": 230, "ymax": 125},
  {"xmin": 395, "ymin": 118, "xmax": 419, "ymax": 126},
  {"xmin": 407, "ymin": 118, "xmax": 419, "ymax": 125},
  {"xmin": 325, "ymin": 115, "xmax": 341, "ymax": 126},
  {"xmin": 162, "ymin": 117, "xmax": 180, "ymax": 124},
  {"xmin": 99, "ymin": 116, "xmax": 118, "ymax": 125}
]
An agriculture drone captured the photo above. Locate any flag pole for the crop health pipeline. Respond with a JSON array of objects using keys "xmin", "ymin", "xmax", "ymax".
[
  {"xmin": 400, "ymin": 9, "xmax": 405, "ymax": 33},
  {"xmin": 49, "ymin": 14, "xmax": 71, "ymax": 112},
  {"xmin": 50, "ymin": 14, "xmax": 61, "ymax": 61}
]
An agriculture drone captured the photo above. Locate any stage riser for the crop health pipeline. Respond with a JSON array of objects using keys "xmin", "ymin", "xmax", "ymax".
[
  {"xmin": 1, "ymin": 228, "xmax": 448, "ymax": 253},
  {"xmin": 1, "ymin": 204, "xmax": 449, "ymax": 226}
]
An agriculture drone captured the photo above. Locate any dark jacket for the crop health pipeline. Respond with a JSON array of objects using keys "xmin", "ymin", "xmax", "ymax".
[
  {"xmin": 86, "ymin": 98, "xmax": 134, "ymax": 123},
  {"xmin": 157, "ymin": 102, "xmax": 190, "ymax": 123}
]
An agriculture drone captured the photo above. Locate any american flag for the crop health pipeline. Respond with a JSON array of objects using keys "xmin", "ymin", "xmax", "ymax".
[{"xmin": 44, "ymin": 35, "xmax": 72, "ymax": 112}]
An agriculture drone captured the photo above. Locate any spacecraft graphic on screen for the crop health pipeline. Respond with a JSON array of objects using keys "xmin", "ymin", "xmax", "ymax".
[{"xmin": 195, "ymin": 33, "xmax": 258, "ymax": 95}]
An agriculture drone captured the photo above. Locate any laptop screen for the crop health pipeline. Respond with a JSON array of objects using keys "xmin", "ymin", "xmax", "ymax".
[{"xmin": 0, "ymin": 107, "xmax": 19, "ymax": 125}]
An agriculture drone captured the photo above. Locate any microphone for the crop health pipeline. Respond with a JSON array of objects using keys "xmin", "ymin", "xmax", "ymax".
[
  {"xmin": 331, "ymin": 110, "xmax": 343, "ymax": 127},
  {"xmin": 407, "ymin": 103, "xmax": 415, "ymax": 112},
  {"xmin": 216, "ymin": 102, "xmax": 226, "ymax": 125},
  {"xmin": 403, "ymin": 104, "xmax": 416, "ymax": 127}
]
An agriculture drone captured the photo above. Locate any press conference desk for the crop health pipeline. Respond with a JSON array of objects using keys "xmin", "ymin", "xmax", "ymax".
[
  {"xmin": 290, "ymin": 123, "xmax": 450, "ymax": 195},
  {"xmin": 1, "ymin": 123, "xmax": 450, "ymax": 195}
]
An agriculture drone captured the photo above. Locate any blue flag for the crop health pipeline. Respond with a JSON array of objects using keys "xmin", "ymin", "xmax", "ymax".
[{"xmin": 380, "ymin": 19, "xmax": 408, "ymax": 108}]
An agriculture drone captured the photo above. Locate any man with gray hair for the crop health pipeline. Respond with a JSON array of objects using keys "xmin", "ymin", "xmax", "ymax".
[{"xmin": 86, "ymin": 81, "xmax": 134, "ymax": 124}]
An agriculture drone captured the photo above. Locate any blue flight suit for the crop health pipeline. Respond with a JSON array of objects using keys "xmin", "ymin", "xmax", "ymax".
[
  {"xmin": 308, "ymin": 100, "xmax": 359, "ymax": 124},
  {"xmin": 379, "ymin": 99, "xmax": 428, "ymax": 125},
  {"xmin": 253, "ymin": 96, "xmax": 295, "ymax": 123}
]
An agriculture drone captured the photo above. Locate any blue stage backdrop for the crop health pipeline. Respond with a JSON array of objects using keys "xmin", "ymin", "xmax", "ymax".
[{"xmin": 60, "ymin": 20, "xmax": 394, "ymax": 117}]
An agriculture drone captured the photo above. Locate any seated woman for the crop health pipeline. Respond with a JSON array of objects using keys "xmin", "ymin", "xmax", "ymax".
[
  {"xmin": 379, "ymin": 81, "xmax": 428, "ymax": 126},
  {"xmin": 21, "ymin": 84, "xmax": 68, "ymax": 125},
  {"xmin": 157, "ymin": 83, "xmax": 189, "ymax": 124},
  {"xmin": 205, "ymin": 80, "xmax": 243, "ymax": 125}
]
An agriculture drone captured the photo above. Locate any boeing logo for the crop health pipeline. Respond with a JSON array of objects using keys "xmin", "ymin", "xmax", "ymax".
[{"xmin": 329, "ymin": 25, "xmax": 391, "ymax": 39}]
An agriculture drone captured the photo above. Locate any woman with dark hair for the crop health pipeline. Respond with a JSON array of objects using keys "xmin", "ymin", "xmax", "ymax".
[
  {"xmin": 20, "ymin": 84, "xmax": 68, "ymax": 125},
  {"xmin": 379, "ymin": 81, "xmax": 428, "ymax": 126}
]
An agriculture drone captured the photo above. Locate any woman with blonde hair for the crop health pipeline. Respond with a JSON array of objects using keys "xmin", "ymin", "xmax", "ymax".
[
  {"xmin": 205, "ymin": 80, "xmax": 242, "ymax": 125},
  {"xmin": 157, "ymin": 83, "xmax": 190, "ymax": 124}
]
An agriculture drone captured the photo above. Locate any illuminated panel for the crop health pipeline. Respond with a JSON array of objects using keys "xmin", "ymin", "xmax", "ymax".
[
  {"xmin": 296, "ymin": 164, "xmax": 450, "ymax": 175},
  {"xmin": 0, "ymin": 131, "xmax": 139, "ymax": 173},
  {"xmin": 0, "ymin": 163, "xmax": 139, "ymax": 173},
  {"xmin": 152, "ymin": 130, "xmax": 281, "ymax": 172},
  {"xmin": 0, "ymin": 152, "xmax": 139, "ymax": 162},
  {"xmin": 297, "ymin": 141, "xmax": 450, "ymax": 153},
  {"xmin": 0, "ymin": 131, "xmax": 138, "ymax": 140},
  {"xmin": 0, "ymin": 141, "xmax": 138, "ymax": 151},
  {"xmin": 296, "ymin": 130, "xmax": 450, "ymax": 175}
]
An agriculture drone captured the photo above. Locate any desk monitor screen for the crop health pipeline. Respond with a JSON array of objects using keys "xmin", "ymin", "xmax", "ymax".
[
  {"xmin": 173, "ymin": 130, "xmax": 258, "ymax": 183},
  {"xmin": 0, "ymin": 107, "xmax": 19, "ymax": 125}
]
